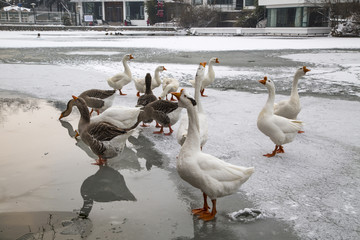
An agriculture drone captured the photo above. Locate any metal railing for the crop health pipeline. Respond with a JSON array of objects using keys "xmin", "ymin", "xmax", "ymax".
[{"xmin": 0, "ymin": 10, "xmax": 75, "ymax": 25}]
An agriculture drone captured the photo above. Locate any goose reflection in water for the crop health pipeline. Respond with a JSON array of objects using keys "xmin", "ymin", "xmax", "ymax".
[{"xmin": 79, "ymin": 165, "xmax": 136, "ymax": 218}]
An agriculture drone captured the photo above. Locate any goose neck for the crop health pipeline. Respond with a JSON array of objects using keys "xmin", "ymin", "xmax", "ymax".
[
  {"xmin": 76, "ymin": 101, "xmax": 91, "ymax": 133},
  {"xmin": 154, "ymin": 70, "xmax": 161, "ymax": 85},
  {"xmin": 290, "ymin": 74, "xmax": 300, "ymax": 99},
  {"xmin": 264, "ymin": 85, "xmax": 275, "ymax": 114},
  {"xmin": 123, "ymin": 59, "xmax": 132, "ymax": 76},
  {"xmin": 183, "ymin": 105, "xmax": 201, "ymax": 150}
]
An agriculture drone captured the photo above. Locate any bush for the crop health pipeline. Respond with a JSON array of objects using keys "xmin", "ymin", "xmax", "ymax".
[
  {"xmin": 179, "ymin": 5, "xmax": 220, "ymax": 28},
  {"xmin": 62, "ymin": 14, "xmax": 72, "ymax": 26},
  {"xmin": 331, "ymin": 15, "xmax": 360, "ymax": 37}
]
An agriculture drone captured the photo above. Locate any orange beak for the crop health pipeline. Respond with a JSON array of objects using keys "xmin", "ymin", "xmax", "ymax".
[
  {"xmin": 59, "ymin": 113, "xmax": 64, "ymax": 120},
  {"xmin": 171, "ymin": 89, "xmax": 183, "ymax": 100},
  {"xmin": 200, "ymin": 62, "xmax": 206, "ymax": 67},
  {"xmin": 215, "ymin": 58, "xmax": 219, "ymax": 63},
  {"xmin": 130, "ymin": 54, "xmax": 134, "ymax": 59},
  {"xmin": 163, "ymin": 66, "xmax": 167, "ymax": 71},
  {"xmin": 72, "ymin": 95, "xmax": 78, "ymax": 100},
  {"xmin": 303, "ymin": 66, "xmax": 310, "ymax": 73},
  {"xmin": 259, "ymin": 76, "xmax": 267, "ymax": 85}
]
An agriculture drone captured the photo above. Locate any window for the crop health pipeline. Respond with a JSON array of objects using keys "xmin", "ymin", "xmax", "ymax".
[
  {"xmin": 267, "ymin": 7, "xmax": 314, "ymax": 27},
  {"xmin": 126, "ymin": 2, "xmax": 144, "ymax": 20},
  {"xmin": 245, "ymin": 0, "xmax": 254, "ymax": 6}
]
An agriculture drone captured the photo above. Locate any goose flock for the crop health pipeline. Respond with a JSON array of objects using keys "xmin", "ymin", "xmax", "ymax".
[{"xmin": 59, "ymin": 53, "xmax": 310, "ymax": 221}]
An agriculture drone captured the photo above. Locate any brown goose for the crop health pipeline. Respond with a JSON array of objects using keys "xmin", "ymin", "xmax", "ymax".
[
  {"xmin": 143, "ymin": 99, "xmax": 183, "ymax": 135},
  {"xmin": 135, "ymin": 73, "xmax": 158, "ymax": 127},
  {"xmin": 72, "ymin": 95, "xmax": 133, "ymax": 165},
  {"xmin": 136, "ymin": 73, "xmax": 157, "ymax": 107},
  {"xmin": 59, "ymin": 89, "xmax": 116, "ymax": 119}
]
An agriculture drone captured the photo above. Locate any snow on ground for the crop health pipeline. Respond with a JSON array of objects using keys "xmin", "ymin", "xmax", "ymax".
[
  {"xmin": 0, "ymin": 30, "xmax": 360, "ymax": 51},
  {"xmin": 0, "ymin": 31, "xmax": 360, "ymax": 240}
]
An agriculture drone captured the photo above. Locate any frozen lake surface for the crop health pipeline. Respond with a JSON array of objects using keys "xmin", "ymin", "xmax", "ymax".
[{"xmin": 0, "ymin": 31, "xmax": 359, "ymax": 240}]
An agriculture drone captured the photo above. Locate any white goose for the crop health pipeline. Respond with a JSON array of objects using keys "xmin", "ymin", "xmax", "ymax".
[
  {"xmin": 274, "ymin": 66, "xmax": 311, "ymax": 120},
  {"xmin": 172, "ymin": 89, "xmax": 254, "ymax": 221},
  {"xmin": 134, "ymin": 66, "xmax": 166, "ymax": 97},
  {"xmin": 177, "ymin": 62, "xmax": 208, "ymax": 149},
  {"xmin": 257, "ymin": 77, "xmax": 303, "ymax": 157},
  {"xmin": 189, "ymin": 57, "xmax": 219, "ymax": 97},
  {"xmin": 160, "ymin": 77, "xmax": 179, "ymax": 101},
  {"xmin": 107, "ymin": 54, "xmax": 134, "ymax": 95}
]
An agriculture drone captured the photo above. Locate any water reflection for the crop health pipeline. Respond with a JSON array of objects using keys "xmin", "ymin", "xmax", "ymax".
[
  {"xmin": 128, "ymin": 135, "xmax": 163, "ymax": 170},
  {"xmin": 0, "ymin": 97, "xmax": 40, "ymax": 123},
  {"xmin": 79, "ymin": 165, "xmax": 136, "ymax": 218}
]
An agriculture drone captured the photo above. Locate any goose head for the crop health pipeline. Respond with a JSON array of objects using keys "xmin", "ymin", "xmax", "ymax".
[
  {"xmin": 259, "ymin": 76, "xmax": 275, "ymax": 91},
  {"xmin": 123, "ymin": 54, "xmax": 134, "ymax": 62},
  {"xmin": 59, "ymin": 99, "xmax": 74, "ymax": 120},
  {"xmin": 210, "ymin": 57, "xmax": 220, "ymax": 64},
  {"xmin": 156, "ymin": 66, "xmax": 167, "ymax": 72},
  {"xmin": 295, "ymin": 66, "xmax": 311, "ymax": 78},
  {"xmin": 171, "ymin": 89, "xmax": 197, "ymax": 109},
  {"xmin": 72, "ymin": 95, "xmax": 89, "ymax": 112},
  {"xmin": 196, "ymin": 62, "xmax": 206, "ymax": 78}
]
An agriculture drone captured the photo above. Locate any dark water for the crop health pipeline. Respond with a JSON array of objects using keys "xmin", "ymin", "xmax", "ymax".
[{"xmin": 1, "ymin": 47, "xmax": 359, "ymax": 101}]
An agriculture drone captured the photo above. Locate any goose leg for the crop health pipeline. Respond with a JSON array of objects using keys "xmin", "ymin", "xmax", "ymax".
[
  {"xmin": 119, "ymin": 89, "xmax": 127, "ymax": 95},
  {"xmin": 170, "ymin": 95, "xmax": 176, "ymax": 101},
  {"xmin": 263, "ymin": 145, "xmax": 279, "ymax": 157},
  {"xmin": 199, "ymin": 199, "xmax": 217, "ymax": 221},
  {"xmin": 192, "ymin": 192, "xmax": 210, "ymax": 215},
  {"xmin": 164, "ymin": 124, "xmax": 174, "ymax": 135},
  {"xmin": 155, "ymin": 121, "xmax": 161, "ymax": 128},
  {"xmin": 276, "ymin": 145, "xmax": 285, "ymax": 153},
  {"xmin": 74, "ymin": 130, "xmax": 80, "ymax": 139},
  {"xmin": 200, "ymin": 89, "xmax": 208, "ymax": 97},
  {"xmin": 96, "ymin": 110, "xmax": 100, "ymax": 115},
  {"xmin": 92, "ymin": 157, "xmax": 107, "ymax": 166},
  {"xmin": 89, "ymin": 109, "xmax": 94, "ymax": 116},
  {"xmin": 153, "ymin": 126, "xmax": 164, "ymax": 134},
  {"xmin": 141, "ymin": 122, "xmax": 149, "ymax": 127}
]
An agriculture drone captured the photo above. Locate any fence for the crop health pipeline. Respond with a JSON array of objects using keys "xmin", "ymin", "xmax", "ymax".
[{"xmin": 0, "ymin": 10, "xmax": 75, "ymax": 25}]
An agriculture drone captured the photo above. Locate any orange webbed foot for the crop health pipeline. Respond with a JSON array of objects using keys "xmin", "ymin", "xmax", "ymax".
[{"xmin": 191, "ymin": 208, "xmax": 210, "ymax": 216}]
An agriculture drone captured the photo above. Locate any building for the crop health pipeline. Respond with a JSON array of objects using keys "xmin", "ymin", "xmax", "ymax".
[
  {"xmin": 71, "ymin": 0, "xmax": 148, "ymax": 26},
  {"xmin": 71, "ymin": 0, "xmax": 257, "ymax": 26},
  {"xmin": 189, "ymin": 0, "xmax": 255, "ymax": 10},
  {"xmin": 258, "ymin": 0, "xmax": 329, "ymax": 28}
]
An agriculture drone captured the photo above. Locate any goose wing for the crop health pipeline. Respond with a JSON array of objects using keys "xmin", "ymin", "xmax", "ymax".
[
  {"xmin": 81, "ymin": 89, "xmax": 116, "ymax": 99},
  {"xmin": 272, "ymin": 115, "xmax": 302, "ymax": 133},
  {"xmin": 149, "ymin": 100, "xmax": 178, "ymax": 114},
  {"xmin": 197, "ymin": 153, "xmax": 254, "ymax": 182},
  {"xmin": 137, "ymin": 94, "xmax": 157, "ymax": 107},
  {"xmin": 88, "ymin": 122, "xmax": 128, "ymax": 141}
]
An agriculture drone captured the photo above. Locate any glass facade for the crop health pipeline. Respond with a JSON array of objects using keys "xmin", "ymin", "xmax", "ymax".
[
  {"xmin": 126, "ymin": 2, "xmax": 144, "ymax": 20},
  {"xmin": 267, "ymin": 7, "xmax": 327, "ymax": 27}
]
